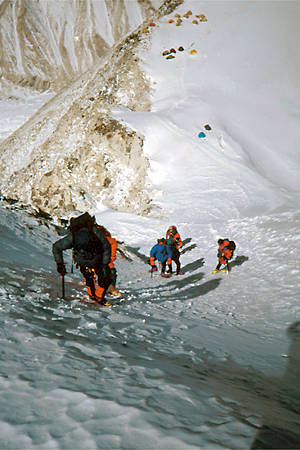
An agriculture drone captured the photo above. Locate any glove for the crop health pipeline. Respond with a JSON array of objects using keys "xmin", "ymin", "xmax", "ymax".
[
  {"xmin": 150, "ymin": 265, "xmax": 158, "ymax": 272},
  {"xmin": 56, "ymin": 262, "xmax": 66, "ymax": 276}
]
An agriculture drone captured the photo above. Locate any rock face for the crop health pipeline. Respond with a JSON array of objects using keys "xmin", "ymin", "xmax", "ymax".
[
  {"xmin": 0, "ymin": 0, "xmax": 183, "ymax": 219},
  {"xmin": 0, "ymin": 0, "xmax": 157, "ymax": 92}
]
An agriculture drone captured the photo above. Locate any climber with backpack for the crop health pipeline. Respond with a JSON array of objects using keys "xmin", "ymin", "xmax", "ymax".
[
  {"xmin": 165, "ymin": 225, "xmax": 183, "ymax": 275},
  {"xmin": 212, "ymin": 238, "xmax": 236, "ymax": 273},
  {"xmin": 52, "ymin": 212, "xmax": 112, "ymax": 305},
  {"xmin": 149, "ymin": 238, "xmax": 173, "ymax": 278}
]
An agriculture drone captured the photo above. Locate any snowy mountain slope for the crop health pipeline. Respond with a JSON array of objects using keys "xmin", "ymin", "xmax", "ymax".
[
  {"xmin": 0, "ymin": 0, "xmax": 299, "ymax": 292},
  {"xmin": 0, "ymin": 1, "xmax": 300, "ymax": 448},
  {"xmin": 92, "ymin": 0, "xmax": 300, "ymax": 361},
  {"xmin": 0, "ymin": 0, "xmax": 185, "ymax": 219},
  {"xmin": 0, "ymin": 0, "xmax": 298, "ymax": 258},
  {"xmin": 0, "ymin": 0, "xmax": 161, "ymax": 92},
  {"xmin": 98, "ymin": 0, "xmax": 300, "ymax": 249},
  {"xmin": 0, "ymin": 200, "xmax": 300, "ymax": 449},
  {"xmin": 114, "ymin": 0, "xmax": 300, "ymax": 209}
]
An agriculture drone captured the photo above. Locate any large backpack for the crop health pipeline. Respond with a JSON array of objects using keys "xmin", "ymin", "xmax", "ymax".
[
  {"xmin": 218, "ymin": 239, "xmax": 236, "ymax": 260},
  {"xmin": 166, "ymin": 237, "xmax": 176, "ymax": 248},
  {"xmin": 69, "ymin": 213, "xmax": 103, "ymax": 268},
  {"xmin": 68, "ymin": 212, "xmax": 95, "ymax": 232},
  {"xmin": 228, "ymin": 240, "xmax": 236, "ymax": 252}
]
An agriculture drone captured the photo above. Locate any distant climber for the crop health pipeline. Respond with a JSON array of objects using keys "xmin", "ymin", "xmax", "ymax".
[
  {"xmin": 52, "ymin": 212, "xmax": 112, "ymax": 305},
  {"xmin": 165, "ymin": 225, "xmax": 183, "ymax": 275},
  {"xmin": 212, "ymin": 238, "xmax": 236, "ymax": 273},
  {"xmin": 149, "ymin": 238, "xmax": 173, "ymax": 278}
]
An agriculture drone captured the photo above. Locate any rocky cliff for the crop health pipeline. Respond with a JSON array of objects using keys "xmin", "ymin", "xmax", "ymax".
[{"xmin": 0, "ymin": 0, "xmax": 183, "ymax": 220}]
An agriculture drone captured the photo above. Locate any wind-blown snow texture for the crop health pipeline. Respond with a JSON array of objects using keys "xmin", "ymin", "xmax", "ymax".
[{"xmin": 0, "ymin": 1, "xmax": 300, "ymax": 449}]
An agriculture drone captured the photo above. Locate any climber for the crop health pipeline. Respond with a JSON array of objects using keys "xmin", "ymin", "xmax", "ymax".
[
  {"xmin": 212, "ymin": 238, "xmax": 236, "ymax": 273},
  {"xmin": 165, "ymin": 225, "xmax": 183, "ymax": 275},
  {"xmin": 149, "ymin": 238, "xmax": 173, "ymax": 278},
  {"xmin": 52, "ymin": 212, "xmax": 111, "ymax": 305}
]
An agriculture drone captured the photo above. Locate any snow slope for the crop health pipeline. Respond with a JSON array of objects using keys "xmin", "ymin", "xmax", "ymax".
[
  {"xmin": 99, "ymin": 0, "xmax": 300, "ymax": 253},
  {"xmin": 95, "ymin": 0, "xmax": 300, "ymax": 387},
  {"xmin": 0, "ymin": 0, "xmax": 299, "ymax": 347},
  {"xmin": 0, "ymin": 1, "xmax": 300, "ymax": 448}
]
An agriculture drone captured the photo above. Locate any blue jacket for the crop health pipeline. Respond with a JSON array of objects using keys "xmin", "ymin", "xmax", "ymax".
[{"xmin": 150, "ymin": 243, "xmax": 173, "ymax": 263}]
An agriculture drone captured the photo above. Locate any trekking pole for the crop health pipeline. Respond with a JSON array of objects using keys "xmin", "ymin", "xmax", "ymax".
[{"xmin": 61, "ymin": 273, "xmax": 65, "ymax": 299}]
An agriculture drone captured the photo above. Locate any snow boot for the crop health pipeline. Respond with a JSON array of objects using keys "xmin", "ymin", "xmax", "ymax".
[
  {"xmin": 108, "ymin": 288, "xmax": 121, "ymax": 297},
  {"xmin": 97, "ymin": 298, "xmax": 111, "ymax": 306},
  {"xmin": 91, "ymin": 295, "xmax": 111, "ymax": 306},
  {"xmin": 167, "ymin": 264, "xmax": 173, "ymax": 274},
  {"xmin": 161, "ymin": 272, "xmax": 169, "ymax": 278}
]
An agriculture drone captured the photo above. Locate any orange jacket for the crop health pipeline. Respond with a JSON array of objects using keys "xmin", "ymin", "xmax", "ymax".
[
  {"xmin": 106, "ymin": 235, "xmax": 117, "ymax": 269},
  {"xmin": 218, "ymin": 240, "xmax": 232, "ymax": 264},
  {"xmin": 96, "ymin": 225, "xmax": 117, "ymax": 269}
]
